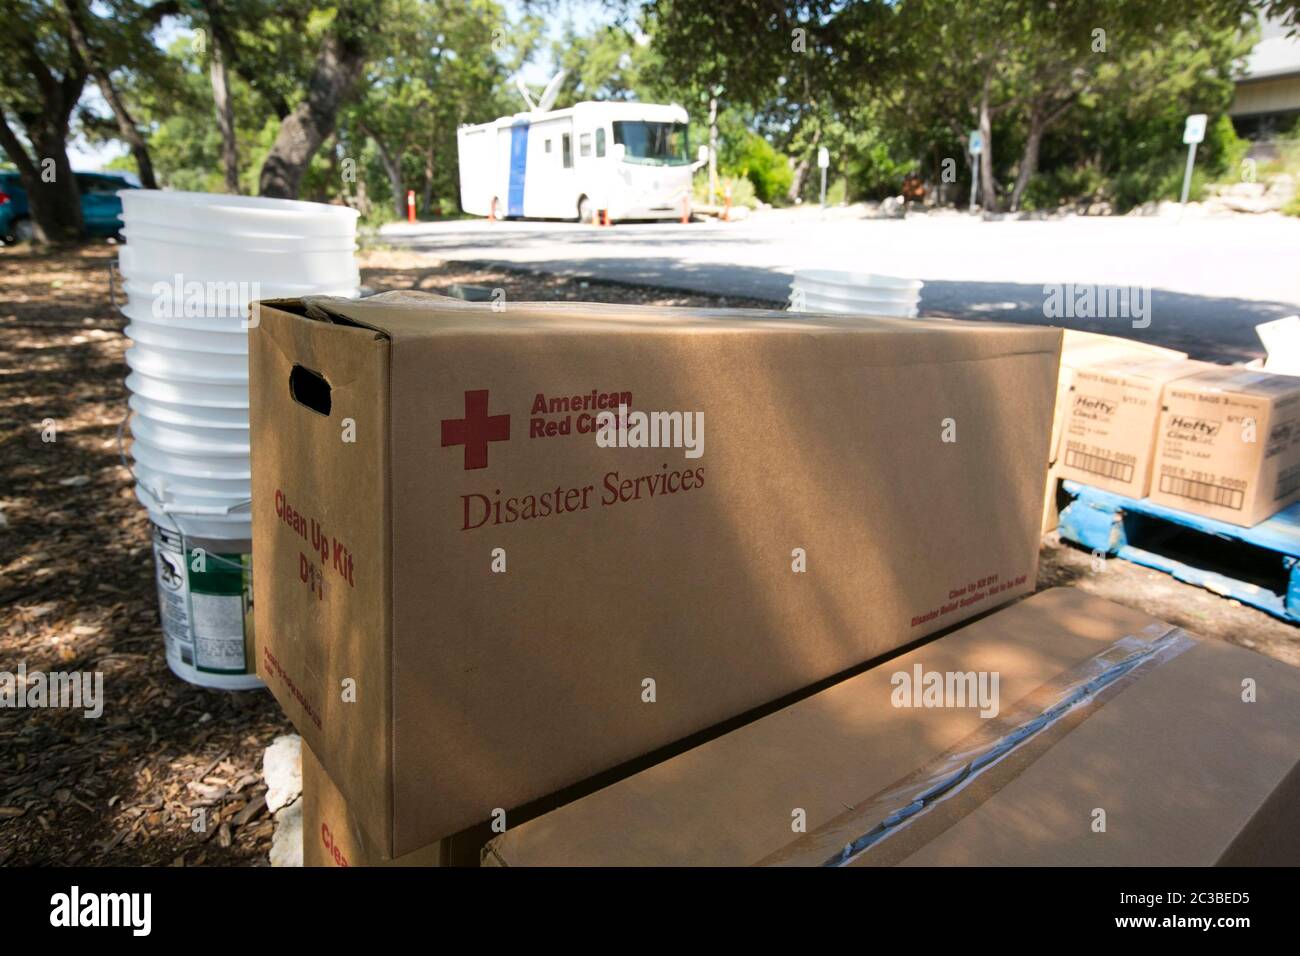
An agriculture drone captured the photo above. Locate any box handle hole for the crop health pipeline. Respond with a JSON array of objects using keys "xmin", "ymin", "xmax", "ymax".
[{"xmin": 290, "ymin": 364, "xmax": 332, "ymax": 416}]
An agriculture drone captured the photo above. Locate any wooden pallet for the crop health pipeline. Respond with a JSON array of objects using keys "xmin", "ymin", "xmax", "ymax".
[{"xmin": 1057, "ymin": 479, "xmax": 1300, "ymax": 625}]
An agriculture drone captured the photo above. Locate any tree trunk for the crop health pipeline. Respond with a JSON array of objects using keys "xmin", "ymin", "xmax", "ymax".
[
  {"xmin": 421, "ymin": 131, "xmax": 435, "ymax": 216},
  {"xmin": 61, "ymin": 1, "xmax": 159, "ymax": 190},
  {"xmin": 977, "ymin": 73, "xmax": 998, "ymax": 213},
  {"xmin": 258, "ymin": 27, "xmax": 368, "ymax": 199},
  {"xmin": 1009, "ymin": 114, "xmax": 1045, "ymax": 213},
  {"xmin": 362, "ymin": 125, "xmax": 405, "ymax": 219},
  {"xmin": 0, "ymin": 114, "xmax": 85, "ymax": 243},
  {"xmin": 206, "ymin": 3, "xmax": 240, "ymax": 194}
]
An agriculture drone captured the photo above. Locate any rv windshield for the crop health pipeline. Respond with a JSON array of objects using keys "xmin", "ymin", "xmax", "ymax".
[{"xmin": 612, "ymin": 121, "xmax": 690, "ymax": 166}]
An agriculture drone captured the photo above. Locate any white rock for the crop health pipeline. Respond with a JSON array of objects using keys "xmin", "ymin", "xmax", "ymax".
[
  {"xmin": 263, "ymin": 733, "xmax": 302, "ymax": 813},
  {"xmin": 269, "ymin": 797, "xmax": 303, "ymax": 868}
]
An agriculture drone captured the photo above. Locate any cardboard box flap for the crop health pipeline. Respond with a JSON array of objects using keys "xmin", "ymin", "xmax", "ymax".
[
  {"xmin": 290, "ymin": 291, "xmax": 1062, "ymax": 368},
  {"xmin": 1170, "ymin": 365, "xmax": 1300, "ymax": 400},
  {"xmin": 485, "ymin": 589, "xmax": 1300, "ymax": 866}
]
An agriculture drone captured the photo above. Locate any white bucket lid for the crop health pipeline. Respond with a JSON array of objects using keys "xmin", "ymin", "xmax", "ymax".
[
  {"xmin": 126, "ymin": 371, "xmax": 248, "ymax": 409},
  {"xmin": 121, "ymin": 222, "xmax": 358, "ymax": 251},
  {"xmin": 125, "ymin": 322, "xmax": 247, "ymax": 356},
  {"xmin": 121, "ymin": 226, "xmax": 358, "ymax": 255},
  {"xmin": 130, "ymin": 413, "xmax": 249, "ymax": 457},
  {"xmin": 791, "ymin": 269, "xmax": 924, "ymax": 293},
  {"xmin": 133, "ymin": 460, "xmax": 250, "ymax": 499},
  {"xmin": 117, "ymin": 267, "xmax": 362, "ymax": 301},
  {"xmin": 129, "ymin": 434, "xmax": 251, "ymax": 480},
  {"xmin": 120, "ymin": 189, "xmax": 359, "ymax": 226},
  {"xmin": 125, "ymin": 342, "xmax": 248, "ymax": 385},
  {"xmin": 128, "ymin": 392, "xmax": 249, "ymax": 430},
  {"xmin": 136, "ymin": 482, "xmax": 251, "ymax": 522}
]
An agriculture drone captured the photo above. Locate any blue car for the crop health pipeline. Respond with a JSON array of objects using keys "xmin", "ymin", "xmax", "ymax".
[{"xmin": 0, "ymin": 171, "xmax": 137, "ymax": 242}]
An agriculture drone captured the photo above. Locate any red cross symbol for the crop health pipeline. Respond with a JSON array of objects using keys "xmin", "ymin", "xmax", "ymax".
[{"xmin": 441, "ymin": 390, "xmax": 510, "ymax": 470}]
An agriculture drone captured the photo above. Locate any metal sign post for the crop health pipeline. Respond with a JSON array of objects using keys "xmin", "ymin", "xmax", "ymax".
[
  {"xmin": 1180, "ymin": 114, "xmax": 1207, "ymax": 206},
  {"xmin": 818, "ymin": 146, "xmax": 830, "ymax": 208},
  {"xmin": 967, "ymin": 131, "xmax": 983, "ymax": 211}
]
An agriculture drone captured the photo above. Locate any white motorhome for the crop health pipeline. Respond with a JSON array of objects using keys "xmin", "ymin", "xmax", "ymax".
[{"xmin": 457, "ymin": 93, "xmax": 705, "ymax": 223}]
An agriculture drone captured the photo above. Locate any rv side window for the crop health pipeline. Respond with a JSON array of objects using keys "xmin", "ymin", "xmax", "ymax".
[
  {"xmin": 545, "ymin": 139, "xmax": 552, "ymax": 154},
  {"xmin": 596, "ymin": 128, "xmax": 606, "ymax": 157},
  {"xmin": 580, "ymin": 132, "xmax": 592, "ymax": 158},
  {"xmin": 562, "ymin": 133, "xmax": 572, "ymax": 168}
]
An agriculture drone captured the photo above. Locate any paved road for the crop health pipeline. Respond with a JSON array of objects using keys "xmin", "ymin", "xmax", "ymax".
[{"xmin": 380, "ymin": 208, "xmax": 1300, "ymax": 362}]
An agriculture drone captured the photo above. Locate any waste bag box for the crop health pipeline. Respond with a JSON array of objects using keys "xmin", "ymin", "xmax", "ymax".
[
  {"xmin": 249, "ymin": 290, "xmax": 1060, "ymax": 856},
  {"xmin": 1149, "ymin": 366, "xmax": 1300, "ymax": 527},
  {"xmin": 1057, "ymin": 356, "xmax": 1211, "ymax": 499},
  {"xmin": 485, "ymin": 588, "xmax": 1300, "ymax": 866}
]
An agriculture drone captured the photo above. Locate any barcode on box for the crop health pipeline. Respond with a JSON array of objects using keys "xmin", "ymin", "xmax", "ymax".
[
  {"xmin": 1158, "ymin": 475, "xmax": 1244, "ymax": 511},
  {"xmin": 1065, "ymin": 449, "xmax": 1134, "ymax": 484}
]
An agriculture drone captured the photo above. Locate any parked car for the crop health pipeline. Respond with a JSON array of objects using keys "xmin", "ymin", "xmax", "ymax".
[{"xmin": 0, "ymin": 171, "xmax": 137, "ymax": 242}]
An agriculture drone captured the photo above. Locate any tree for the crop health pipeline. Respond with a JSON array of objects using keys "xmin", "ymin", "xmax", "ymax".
[
  {"xmin": 257, "ymin": 1, "xmax": 384, "ymax": 198},
  {"xmin": 60, "ymin": 0, "xmax": 178, "ymax": 191},
  {"xmin": 0, "ymin": 0, "xmax": 88, "ymax": 242}
]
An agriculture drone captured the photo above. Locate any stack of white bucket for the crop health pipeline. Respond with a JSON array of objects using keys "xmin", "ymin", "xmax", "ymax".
[
  {"xmin": 789, "ymin": 269, "xmax": 923, "ymax": 317},
  {"xmin": 118, "ymin": 190, "xmax": 360, "ymax": 690}
]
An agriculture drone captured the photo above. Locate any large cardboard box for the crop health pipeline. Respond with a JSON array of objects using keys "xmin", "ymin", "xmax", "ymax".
[
  {"xmin": 485, "ymin": 589, "xmax": 1300, "ymax": 866},
  {"xmin": 250, "ymin": 291, "xmax": 1060, "ymax": 856},
  {"xmin": 1149, "ymin": 367, "xmax": 1300, "ymax": 527},
  {"xmin": 302, "ymin": 743, "xmax": 448, "ymax": 867},
  {"xmin": 1041, "ymin": 333, "xmax": 1185, "ymax": 534},
  {"xmin": 1057, "ymin": 357, "xmax": 1211, "ymax": 499}
]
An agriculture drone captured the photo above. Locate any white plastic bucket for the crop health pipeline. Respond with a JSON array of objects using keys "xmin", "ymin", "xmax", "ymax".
[
  {"xmin": 148, "ymin": 517, "xmax": 261, "ymax": 691},
  {"xmin": 129, "ymin": 433, "xmax": 251, "ymax": 480},
  {"xmin": 125, "ymin": 321, "xmax": 247, "ymax": 356},
  {"xmin": 128, "ymin": 393, "xmax": 249, "ymax": 430},
  {"xmin": 120, "ymin": 189, "xmax": 358, "ymax": 229},
  {"xmin": 133, "ymin": 461, "xmax": 250, "ymax": 501},
  {"xmin": 125, "ymin": 342, "xmax": 247, "ymax": 384},
  {"xmin": 119, "ymin": 237, "xmax": 357, "ymax": 285},
  {"xmin": 125, "ymin": 371, "xmax": 248, "ymax": 409},
  {"xmin": 129, "ymin": 413, "xmax": 249, "ymax": 457},
  {"xmin": 789, "ymin": 269, "xmax": 924, "ymax": 317}
]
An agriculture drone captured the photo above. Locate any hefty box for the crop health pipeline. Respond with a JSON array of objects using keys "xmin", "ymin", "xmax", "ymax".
[
  {"xmin": 250, "ymin": 291, "xmax": 1060, "ymax": 856},
  {"xmin": 1057, "ymin": 357, "xmax": 1210, "ymax": 498},
  {"xmin": 1149, "ymin": 367, "xmax": 1300, "ymax": 527},
  {"xmin": 485, "ymin": 589, "xmax": 1300, "ymax": 866}
]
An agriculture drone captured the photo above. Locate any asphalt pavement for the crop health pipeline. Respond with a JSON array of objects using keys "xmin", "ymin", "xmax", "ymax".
[{"xmin": 380, "ymin": 207, "xmax": 1300, "ymax": 362}]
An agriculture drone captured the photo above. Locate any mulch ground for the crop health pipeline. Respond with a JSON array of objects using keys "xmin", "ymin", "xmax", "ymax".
[{"xmin": 2, "ymin": 240, "xmax": 1296, "ymax": 867}]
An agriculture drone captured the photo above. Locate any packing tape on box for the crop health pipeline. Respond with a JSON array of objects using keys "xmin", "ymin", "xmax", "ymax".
[{"xmin": 757, "ymin": 622, "xmax": 1196, "ymax": 867}]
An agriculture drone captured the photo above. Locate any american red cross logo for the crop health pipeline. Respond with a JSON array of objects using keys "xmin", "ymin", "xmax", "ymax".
[{"xmin": 441, "ymin": 389, "xmax": 510, "ymax": 470}]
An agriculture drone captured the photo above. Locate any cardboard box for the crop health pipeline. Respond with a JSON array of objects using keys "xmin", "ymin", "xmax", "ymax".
[
  {"xmin": 485, "ymin": 588, "xmax": 1300, "ymax": 866},
  {"xmin": 1149, "ymin": 367, "xmax": 1300, "ymax": 526},
  {"xmin": 1041, "ymin": 333, "xmax": 1186, "ymax": 534},
  {"xmin": 250, "ymin": 291, "xmax": 1060, "ymax": 856},
  {"xmin": 1057, "ymin": 357, "xmax": 1211, "ymax": 498},
  {"xmin": 302, "ymin": 743, "xmax": 448, "ymax": 867}
]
